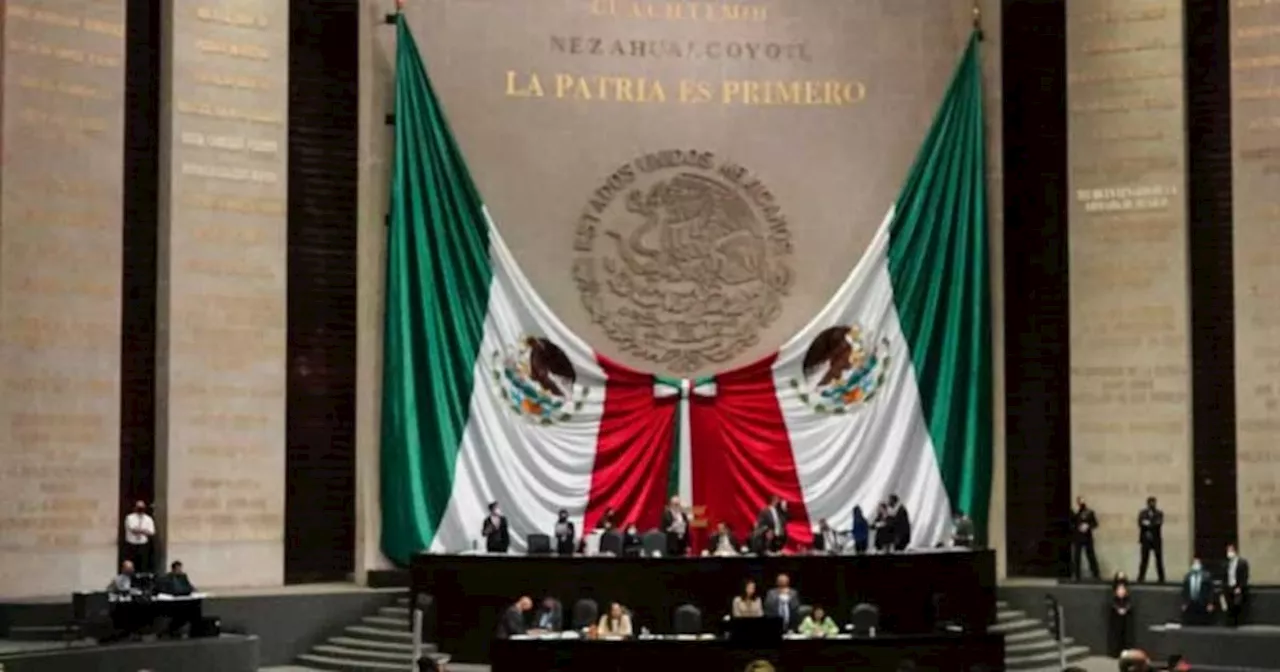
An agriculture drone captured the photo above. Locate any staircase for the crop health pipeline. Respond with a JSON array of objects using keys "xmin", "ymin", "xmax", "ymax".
[
  {"xmin": 294, "ymin": 595, "xmax": 454, "ymax": 672},
  {"xmin": 993, "ymin": 600, "xmax": 1090, "ymax": 671}
]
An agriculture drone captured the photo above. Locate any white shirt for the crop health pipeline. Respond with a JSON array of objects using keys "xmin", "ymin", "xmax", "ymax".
[
  {"xmin": 1228, "ymin": 558, "xmax": 1238, "ymax": 587},
  {"xmin": 124, "ymin": 512, "xmax": 155, "ymax": 545}
]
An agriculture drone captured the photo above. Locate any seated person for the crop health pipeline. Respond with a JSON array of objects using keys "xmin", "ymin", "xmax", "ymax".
[
  {"xmin": 553, "ymin": 510, "xmax": 576, "ymax": 556},
  {"xmin": 532, "ymin": 596, "xmax": 562, "ymax": 632},
  {"xmin": 621, "ymin": 523, "xmax": 643, "ymax": 558},
  {"xmin": 156, "ymin": 560, "xmax": 196, "ymax": 596},
  {"xmin": 813, "ymin": 519, "xmax": 839, "ymax": 554},
  {"xmin": 496, "ymin": 596, "xmax": 533, "ymax": 639},
  {"xmin": 597, "ymin": 602, "xmax": 633, "ymax": 638},
  {"xmin": 707, "ymin": 522, "xmax": 739, "ymax": 556},
  {"xmin": 731, "ymin": 579, "xmax": 763, "ymax": 618},
  {"xmin": 798, "ymin": 604, "xmax": 839, "ymax": 637},
  {"xmin": 106, "ymin": 561, "xmax": 145, "ymax": 641},
  {"xmin": 108, "ymin": 560, "xmax": 138, "ymax": 600},
  {"xmin": 155, "ymin": 560, "xmax": 201, "ymax": 637}
]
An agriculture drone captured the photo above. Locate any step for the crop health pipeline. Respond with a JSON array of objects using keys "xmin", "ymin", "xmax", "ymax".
[
  {"xmin": 1007, "ymin": 636, "xmax": 1074, "ymax": 655},
  {"xmin": 996, "ymin": 600, "xmax": 1009, "ymax": 609},
  {"xmin": 378, "ymin": 605, "xmax": 410, "ymax": 618},
  {"xmin": 1004, "ymin": 627, "xmax": 1053, "ymax": 644},
  {"xmin": 312, "ymin": 644, "xmax": 412, "ymax": 662},
  {"xmin": 996, "ymin": 609, "xmax": 1024, "ymax": 623},
  {"xmin": 990, "ymin": 617, "xmax": 1040, "ymax": 634},
  {"xmin": 362, "ymin": 615, "xmax": 410, "ymax": 629},
  {"xmin": 327, "ymin": 636, "xmax": 428, "ymax": 653},
  {"xmin": 7, "ymin": 624, "xmax": 70, "ymax": 641},
  {"xmin": 1005, "ymin": 645, "xmax": 1089, "ymax": 670},
  {"xmin": 297, "ymin": 652, "xmax": 449, "ymax": 672},
  {"xmin": 343, "ymin": 625, "xmax": 414, "ymax": 642}
]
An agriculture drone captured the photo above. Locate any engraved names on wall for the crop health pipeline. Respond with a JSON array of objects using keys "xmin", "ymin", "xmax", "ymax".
[
  {"xmin": 1232, "ymin": 0, "xmax": 1280, "ymax": 582},
  {"xmin": 1067, "ymin": 0, "xmax": 1191, "ymax": 575},
  {"xmin": 158, "ymin": 0, "xmax": 286, "ymax": 587},
  {"xmin": 0, "ymin": 0, "xmax": 126, "ymax": 598}
]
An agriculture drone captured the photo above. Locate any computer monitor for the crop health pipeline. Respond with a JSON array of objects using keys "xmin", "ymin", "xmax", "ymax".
[{"xmin": 726, "ymin": 616, "xmax": 784, "ymax": 645}]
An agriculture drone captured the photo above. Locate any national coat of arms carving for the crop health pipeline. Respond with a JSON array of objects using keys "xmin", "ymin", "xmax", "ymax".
[
  {"xmin": 572, "ymin": 150, "xmax": 794, "ymax": 373},
  {"xmin": 492, "ymin": 336, "xmax": 587, "ymax": 425},
  {"xmin": 790, "ymin": 323, "xmax": 890, "ymax": 414}
]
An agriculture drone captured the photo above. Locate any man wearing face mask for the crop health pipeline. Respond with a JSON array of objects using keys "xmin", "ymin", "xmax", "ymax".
[
  {"xmin": 621, "ymin": 522, "xmax": 643, "ymax": 558},
  {"xmin": 482, "ymin": 501, "xmax": 511, "ymax": 554},
  {"xmin": 1181, "ymin": 557, "xmax": 1215, "ymax": 625},
  {"xmin": 1071, "ymin": 497, "xmax": 1100, "ymax": 580},
  {"xmin": 1137, "ymin": 497, "xmax": 1165, "ymax": 583},
  {"xmin": 553, "ymin": 510, "xmax": 576, "ymax": 556},
  {"xmin": 1222, "ymin": 543, "xmax": 1250, "ymax": 627},
  {"xmin": 123, "ymin": 500, "xmax": 157, "ymax": 574}
]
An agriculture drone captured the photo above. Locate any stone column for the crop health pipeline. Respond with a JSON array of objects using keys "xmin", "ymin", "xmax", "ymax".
[
  {"xmin": 0, "ymin": 0, "xmax": 126, "ymax": 599},
  {"xmin": 1067, "ymin": 0, "xmax": 1193, "ymax": 576},
  {"xmin": 1232, "ymin": 0, "xmax": 1280, "ymax": 583},
  {"xmin": 155, "ymin": 0, "xmax": 288, "ymax": 587}
]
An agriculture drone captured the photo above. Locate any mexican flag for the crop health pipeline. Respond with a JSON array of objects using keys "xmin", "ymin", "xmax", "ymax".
[{"xmin": 380, "ymin": 15, "xmax": 990, "ymax": 563}]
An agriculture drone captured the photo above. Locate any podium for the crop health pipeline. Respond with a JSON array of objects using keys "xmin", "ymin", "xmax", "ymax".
[{"xmin": 690, "ymin": 505, "xmax": 709, "ymax": 555}]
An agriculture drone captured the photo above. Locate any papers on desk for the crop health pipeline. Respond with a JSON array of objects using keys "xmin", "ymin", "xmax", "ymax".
[{"xmin": 153, "ymin": 592, "xmax": 209, "ymax": 601}]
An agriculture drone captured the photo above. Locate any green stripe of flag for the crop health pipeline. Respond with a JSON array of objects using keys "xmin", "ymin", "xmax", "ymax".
[{"xmin": 886, "ymin": 33, "xmax": 992, "ymax": 542}]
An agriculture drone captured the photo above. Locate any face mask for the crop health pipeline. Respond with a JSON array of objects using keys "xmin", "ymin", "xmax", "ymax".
[
  {"xmin": 1192, "ymin": 563, "xmax": 1202, "ymax": 572},
  {"xmin": 1228, "ymin": 551, "xmax": 1237, "ymax": 559}
]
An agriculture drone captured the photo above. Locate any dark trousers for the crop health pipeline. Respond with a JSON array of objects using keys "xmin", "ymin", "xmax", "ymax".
[
  {"xmin": 1139, "ymin": 541, "xmax": 1165, "ymax": 582},
  {"xmin": 1073, "ymin": 539, "xmax": 1099, "ymax": 579},
  {"xmin": 125, "ymin": 542, "xmax": 154, "ymax": 574},
  {"xmin": 1182, "ymin": 603, "xmax": 1212, "ymax": 626},
  {"xmin": 665, "ymin": 532, "xmax": 688, "ymax": 557},
  {"xmin": 1226, "ymin": 591, "xmax": 1247, "ymax": 627}
]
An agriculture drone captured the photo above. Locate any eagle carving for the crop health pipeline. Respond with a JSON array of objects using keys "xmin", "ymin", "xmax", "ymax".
[{"xmin": 525, "ymin": 336, "xmax": 576, "ymax": 398}]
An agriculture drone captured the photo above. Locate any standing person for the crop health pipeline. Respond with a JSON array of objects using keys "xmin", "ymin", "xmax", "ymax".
[
  {"xmin": 481, "ymin": 501, "xmax": 511, "ymax": 553},
  {"xmin": 872, "ymin": 502, "xmax": 891, "ymax": 553},
  {"xmin": 1180, "ymin": 558, "xmax": 1215, "ymax": 625},
  {"xmin": 123, "ymin": 500, "xmax": 156, "ymax": 574},
  {"xmin": 851, "ymin": 506, "xmax": 870, "ymax": 553},
  {"xmin": 756, "ymin": 496, "xmax": 787, "ymax": 552},
  {"xmin": 812, "ymin": 518, "xmax": 838, "ymax": 554},
  {"xmin": 888, "ymin": 494, "xmax": 912, "ymax": 551},
  {"xmin": 1071, "ymin": 497, "xmax": 1100, "ymax": 580},
  {"xmin": 1138, "ymin": 497, "xmax": 1165, "ymax": 583},
  {"xmin": 764, "ymin": 573, "xmax": 801, "ymax": 629},
  {"xmin": 661, "ymin": 496, "xmax": 690, "ymax": 556},
  {"xmin": 1223, "ymin": 543, "xmax": 1250, "ymax": 627},
  {"xmin": 553, "ymin": 509, "xmax": 575, "ymax": 556},
  {"xmin": 1108, "ymin": 574, "xmax": 1133, "ymax": 656}
]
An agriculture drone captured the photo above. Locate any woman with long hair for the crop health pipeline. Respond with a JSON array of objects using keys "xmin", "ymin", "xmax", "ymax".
[{"xmin": 732, "ymin": 578, "xmax": 763, "ymax": 617}]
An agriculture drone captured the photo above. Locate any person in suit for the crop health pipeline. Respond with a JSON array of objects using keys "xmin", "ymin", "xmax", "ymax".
[
  {"xmin": 532, "ymin": 596, "xmax": 562, "ymax": 632},
  {"xmin": 872, "ymin": 502, "xmax": 891, "ymax": 552},
  {"xmin": 1222, "ymin": 543, "xmax": 1250, "ymax": 627},
  {"xmin": 1137, "ymin": 497, "xmax": 1165, "ymax": 583},
  {"xmin": 812, "ymin": 518, "xmax": 839, "ymax": 554},
  {"xmin": 756, "ymin": 496, "xmax": 787, "ymax": 552},
  {"xmin": 597, "ymin": 602, "xmax": 633, "ymax": 637},
  {"xmin": 887, "ymin": 494, "xmax": 911, "ymax": 551},
  {"xmin": 1180, "ymin": 558, "xmax": 1215, "ymax": 625},
  {"xmin": 851, "ymin": 506, "xmax": 870, "ymax": 553},
  {"xmin": 763, "ymin": 573, "xmax": 801, "ymax": 629},
  {"xmin": 596, "ymin": 507, "xmax": 617, "ymax": 532},
  {"xmin": 1071, "ymin": 497, "xmax": 1100, "ymax": 580},
  {"xmin": 731, "ymin": 579, "xmax": 763, "ymax": 618},
  {"xmin": 482, "ymin": 501, "xmax": 511, "ymax": 554},
  {"xmin": 1108, "ymin": 574, "xmax": 1133, "ymax": 657},
  {"xmin": 708, "ymin": 521, "xmax": 739, "ymax": 556},
  {"xmin": 621, "ymin": 522, "xmax": 643, "ymax": 557},
  {"xmin": 496, "ymin": 596, "xmax": 532, "ymax": 639},
  {"xmin": 749, "ymin": 526, "xmax": 777, "ymax": 556},
  {"xmin": 553, "ymin": 510, "xmax": 575, "ymax": 556},
  {"xmin": 660, "ymin": 496, "xmax": 690, "ymax": 556}
]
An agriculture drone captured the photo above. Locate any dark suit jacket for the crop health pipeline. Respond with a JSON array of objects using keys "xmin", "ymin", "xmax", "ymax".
[
  {"xmin": 763, "ymin": 588, "xmax": 801, "ymax": 626},
  {"xmin": 1138, "ymin": 508, "xmax": 1163, "ymax": 545},
  {"xmin": 156, "ymin": 572, "xmax": 194, "ymax": 596},
  {"xmin": 622, "ymin": 531, "xmax": 643, "ymax": 557},
  {"xmin": 890, "ymin": 506, "xmax": 911, "ymax": 550},
  {"xmin": 482, "ymin": 515, "xmax": 511, "ymax": 553},
  {"xmin": 813, "ymin": 528, "xmax": 838, "ymax": 553},
  {"xmin": 554, "ymin": 521, "xmax": 576, "ymax": 555},
  {"xmin": 1225, "ymin": 557, "xmax": 1250, "ymax": 595},
  {"xmin": 1182, "ymin": 570, "xmax": 1213, "ymax": 607},
  {"xmin": 533, "ymin": 604, "xmax": 563, "ymax": 631},
  {"xmin": 661, "ymin": 509, "xmax": 690, "ymax": 554},
  {"xmin": 1071, "ymin": 507, "xmax": 1098, "ymax": 542},
  {"xmin": 495, "ymin": 605, "xmax": 526, "ymax": 639}
]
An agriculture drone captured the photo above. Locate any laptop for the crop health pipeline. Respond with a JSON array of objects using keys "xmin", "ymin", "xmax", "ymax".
[{"xmin": 725, "ymin": 616, "xmax": 784, "ymax": 645}]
